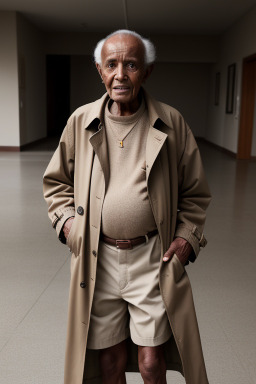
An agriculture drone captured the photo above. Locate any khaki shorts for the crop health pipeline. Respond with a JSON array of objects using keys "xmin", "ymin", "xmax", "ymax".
[{"xmin": 87, "ymin": 235, "xmax": 172, "ymax": 350}]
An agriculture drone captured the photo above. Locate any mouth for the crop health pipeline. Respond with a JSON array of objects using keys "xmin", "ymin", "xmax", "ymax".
[
  {"xmin": 113, "ymin": 86, "xmax": 130, "ymax": 90},
  {"xmin": 112, "ymin": 86, "xmax": 130, "ymax": 95}
]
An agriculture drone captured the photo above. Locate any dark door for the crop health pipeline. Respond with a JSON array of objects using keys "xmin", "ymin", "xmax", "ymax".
[{"xmin": 46, "ymin": 55, "xmax": 70, "ymax": 138}]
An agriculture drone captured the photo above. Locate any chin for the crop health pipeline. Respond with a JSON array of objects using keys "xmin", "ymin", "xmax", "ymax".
[
  {"xmin": 112, "ymin": 93, "xmax": 138, "ymax": 104},
  {"xmin": 112, "ymin": 96, "xmax": 132, "ymax": 104}
]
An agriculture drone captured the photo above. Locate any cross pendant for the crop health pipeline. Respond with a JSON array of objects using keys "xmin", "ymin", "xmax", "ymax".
[{"xmin": 120, "ymin": 140, "xmax": 124, "ymax": 148}]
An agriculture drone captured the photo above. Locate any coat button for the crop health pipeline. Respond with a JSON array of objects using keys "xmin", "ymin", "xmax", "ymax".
[
  {"xmin": 92, "ymin": 250, "xmax": 97, "ymax": 257},
  {"xmin": 80, "ymin": 281, "xmax": 86, "ymax": 288},
  {"xmin": 77, "ymin": 206, "xmax": 84, "ymax": 215}
]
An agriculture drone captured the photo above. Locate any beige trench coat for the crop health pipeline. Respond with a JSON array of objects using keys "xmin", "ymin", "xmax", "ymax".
[{"xmin": 43, "ymin": 90, "xmax": 211, "ymax": 384}]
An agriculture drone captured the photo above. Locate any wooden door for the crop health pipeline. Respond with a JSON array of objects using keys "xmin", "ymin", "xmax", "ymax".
[{"xmin": 237, "ymin": 54, "xmax": 256, "ymax": 159}]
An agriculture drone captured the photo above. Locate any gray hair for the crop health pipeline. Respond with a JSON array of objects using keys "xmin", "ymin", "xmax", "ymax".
[{"xmin": 94, "ymin": 29, "xmax": 156, "ymax": 67}]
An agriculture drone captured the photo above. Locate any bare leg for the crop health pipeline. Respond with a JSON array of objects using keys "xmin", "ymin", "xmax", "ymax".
[
  {"xmin": 138, "ymin": 345, "xmax": 167, "ymax": 384},
  {"xmin": 99, "ymin": 340, "xmax": 127, "ymax": 384}
]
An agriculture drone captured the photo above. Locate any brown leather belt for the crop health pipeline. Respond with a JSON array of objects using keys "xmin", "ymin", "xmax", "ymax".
[{"xmin": 101, "ymin": 229, "xmax": 158, "ymax": 250}]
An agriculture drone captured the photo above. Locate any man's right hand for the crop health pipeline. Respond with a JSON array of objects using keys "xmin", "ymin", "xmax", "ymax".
[{"xmin": 63, "ymin": 217, "xmax": 74, "ymax": 239}]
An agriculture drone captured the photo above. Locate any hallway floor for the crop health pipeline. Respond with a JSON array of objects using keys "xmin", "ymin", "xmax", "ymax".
[{"xmin": 0, "ymin": 141, "xmax": 255, "ymax": 384}]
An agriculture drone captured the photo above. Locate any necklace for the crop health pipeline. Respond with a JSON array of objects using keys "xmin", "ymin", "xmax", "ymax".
[{"xmin": 109, "ymin": 118, "xmax": 140, "ymax": 148}]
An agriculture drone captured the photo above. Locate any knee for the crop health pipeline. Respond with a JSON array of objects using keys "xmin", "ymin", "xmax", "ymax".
[
  {"xmin": 100, "ymin": 348, "xmax": 127, "ymax": 377},
  {"xmin": 139, "ymin": 348, "xmax": 166, "ymax": 381}
]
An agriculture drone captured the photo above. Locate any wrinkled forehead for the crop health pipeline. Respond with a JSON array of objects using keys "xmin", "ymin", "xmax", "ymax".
[{"xmin": 102, "ymin": 34, "xmax": 145, "ymax": 61}]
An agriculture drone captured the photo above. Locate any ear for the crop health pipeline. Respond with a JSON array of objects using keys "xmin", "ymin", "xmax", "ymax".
[
  {"xmin": 143, "ymin": 64, "xmax": 154, "ymax": 83},
  {"xmin": 96, "ymin": 63, "xmax": 103, "ymax": 80}
]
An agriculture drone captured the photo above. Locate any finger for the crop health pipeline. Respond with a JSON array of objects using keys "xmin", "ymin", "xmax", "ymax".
[{"xmin": 163, "ymin": 248, "xmax": 174, "ymax": 262}]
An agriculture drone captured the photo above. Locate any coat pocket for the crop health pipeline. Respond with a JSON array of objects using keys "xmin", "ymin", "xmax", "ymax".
[
  {"xmin": 66, "ymin": 217, "xmax": 78, "ymax": 255},
  {"xmin": 161, "ymin": 253, "xmax": 186, "ymax": 299},
  {"xmin": 172, "ymin": 253, "xmax": 186, "ymax": 283}
]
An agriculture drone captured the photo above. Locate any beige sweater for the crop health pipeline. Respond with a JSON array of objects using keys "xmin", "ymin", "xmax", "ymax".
[{"xmin": 101, "ymin": 99, "xmax": 157, "ymax": 239}]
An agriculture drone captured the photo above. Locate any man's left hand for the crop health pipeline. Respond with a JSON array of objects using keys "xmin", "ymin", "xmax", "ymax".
[{"xmin": 163, "ymin": 237, "xmax": 192, "ymax": 266}]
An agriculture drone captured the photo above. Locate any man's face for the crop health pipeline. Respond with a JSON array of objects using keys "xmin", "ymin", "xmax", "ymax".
[{"xmin": 96, "ymin": 34, "xmax": 151, "ymax": 107}]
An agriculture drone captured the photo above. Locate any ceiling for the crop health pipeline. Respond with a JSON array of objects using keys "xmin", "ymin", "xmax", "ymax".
[{"xmin": 1, "ymin": 0, "xmax": 256, "ymax": 35}]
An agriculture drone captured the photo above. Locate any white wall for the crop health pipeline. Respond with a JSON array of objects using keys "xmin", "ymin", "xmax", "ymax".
[
  {"xmin": 0, "ymin": 12, "xmax": 20, "ymax": 147},
  {"xmin": 17, "ymin": 13, "xmax": 46, "ymax": 146},
  {"xmin": 206, "ymin": 5, "xmax": 256, "ymax": 154}
]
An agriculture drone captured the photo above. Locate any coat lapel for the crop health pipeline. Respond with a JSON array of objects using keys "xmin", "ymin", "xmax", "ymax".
[
  {"xmin": 89, "ymin": 124, "xmax": 110, "ymax": 187},
  {"xmin": 146, "ymin": 125, "xmax": 167, "ymax": 179}
]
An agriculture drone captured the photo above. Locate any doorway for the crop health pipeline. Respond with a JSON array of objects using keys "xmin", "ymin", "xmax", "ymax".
[
  {"xmin": 237, "ymin": 54, "xmax": 256, "ymax": 159},
  {"xmin": 46, "ymin": 55, "xmax": 70, "ymax": 138}
]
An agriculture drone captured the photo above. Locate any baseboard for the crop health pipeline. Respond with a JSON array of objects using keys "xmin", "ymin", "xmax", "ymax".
[
  {"xmin": 20, "ymin": 137, "xmax": 47, "ymax": 151},
  {"xmin": 0, "ymin": 137, "xmax": 50, "ymax": 152},
  {"xmin": 1, "ymin": 137, "xmax": 255, "ymax": 160},
  {"xmin": 198, "ymin": 138, "xmax": 236, "ymax": 158},
  {"xmin": 0, "ymin": 146, "xmax": 20, "ymax": 152}
]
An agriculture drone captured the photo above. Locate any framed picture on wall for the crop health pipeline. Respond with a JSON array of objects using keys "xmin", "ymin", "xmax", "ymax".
[
  {"xmin": 215, "ymin": 72, "xmax": 220, "ymax": 106},
  {"xmin": 226, "ymin": 63, "xmax": 236, "ymax": 114}
]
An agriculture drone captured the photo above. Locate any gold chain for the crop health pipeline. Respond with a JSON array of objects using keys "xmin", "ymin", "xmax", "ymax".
[{"xmin": 109, "ymin": 119, "xmax": 140, "ymax": 148}]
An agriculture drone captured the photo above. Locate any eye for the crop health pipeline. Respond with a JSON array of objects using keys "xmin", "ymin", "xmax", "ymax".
[
  {"xmin": 127, "ymin": 62, "xmax": 136, "ymax": 70},
  {"xmin": 105, "ymin": 62, "xmax": 115, "ymax": 70}
]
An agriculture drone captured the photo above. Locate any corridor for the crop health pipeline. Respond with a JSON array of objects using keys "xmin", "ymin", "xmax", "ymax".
[{"xmin": 0, "ymin": 141, "xmax": 255, "ymax": 384}]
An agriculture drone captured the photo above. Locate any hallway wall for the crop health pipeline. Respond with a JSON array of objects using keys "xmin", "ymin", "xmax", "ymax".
[
  {"xmin": 17, "ymin": 13, "xmax": 47, "ymax": 147},
  {"xmin": 2, "ymin": 7, "xmax": 256, "ymax": 151},
  {"xmin": 70, "ymin": 55, "xmax": 105, "ymax": 113},
  {"xmin": 145, "ymin": 62, "xmax": 211, "ymax": 137},
  {"xmin": 206, "ymin": 5, "xmax": 256, "ymax": 155},
  {"xmin": 252, "ymin": 95, "xmax": 256, "ymax": 156},
  {"xmin": 70, "ymin": 57, "xmax": 210, "ymax": 137},
  {"xmin": 0, "ymin": 12, "xmax": 46, "ymax": 149},
  {"xmin": 55, "ymin": 34, "xmax": 218, "ymax": 136},
  {"xmin": 0, "ymin": 12, "xmax": 19, "ymax": 147},
  {"xmin": 46, "ymin": 32, "xmax": 219, "ymax": 63}
]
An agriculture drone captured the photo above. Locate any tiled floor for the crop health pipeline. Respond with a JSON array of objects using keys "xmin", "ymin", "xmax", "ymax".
[{"xmin": 0, "ymin": 141, "xmax": 255, "ymax": 384}]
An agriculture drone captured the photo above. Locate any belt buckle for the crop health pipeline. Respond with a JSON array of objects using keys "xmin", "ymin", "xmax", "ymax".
[{"xmin": 116, "ymin": 240, "xmax": 133, "ymax": 250}]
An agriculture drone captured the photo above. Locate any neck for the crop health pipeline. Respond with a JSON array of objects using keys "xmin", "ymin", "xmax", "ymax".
[{"xmin": 110, "ymin": 97, "xmax": 141, "ymax": 116}]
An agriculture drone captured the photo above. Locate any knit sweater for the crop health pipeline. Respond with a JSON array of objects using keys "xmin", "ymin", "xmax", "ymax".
[{"xmin": 101, "ymin": 99, "xmax": 157, "ymax": 239}]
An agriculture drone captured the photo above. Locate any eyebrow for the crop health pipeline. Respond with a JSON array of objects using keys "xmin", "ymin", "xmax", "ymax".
[
  {"xmin": 105, "ymin": 59, "xmax": 116, "ymax": 63},
  {"xmin": 105, "ymin": 57, "xmax": 138, "ymax": 64}
]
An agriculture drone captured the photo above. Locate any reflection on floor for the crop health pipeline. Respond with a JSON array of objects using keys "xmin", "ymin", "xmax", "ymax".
[{"xmin": 0, "ymin": 141, "xmax": 255, "ymax": 384}]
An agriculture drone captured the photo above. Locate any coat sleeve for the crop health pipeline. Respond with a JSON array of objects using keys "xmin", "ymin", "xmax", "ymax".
[
  {"xmin": 174, "ymin": 123, "xmax": 211, "ymax": 261},
  {"xmin": 43, "ymin": 118, "xmax": 75, "ymax": 243}
]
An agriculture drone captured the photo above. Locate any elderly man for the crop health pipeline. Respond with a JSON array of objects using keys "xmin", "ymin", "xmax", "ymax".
[{"xmin": 43, "ymin": 30, "xmax": 211, "ymax": 384}]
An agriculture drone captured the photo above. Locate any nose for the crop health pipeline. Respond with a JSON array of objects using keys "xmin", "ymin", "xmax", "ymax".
[{"xmin": 115, "ymin": 64, "xmax": 126, "ymax": 81}]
